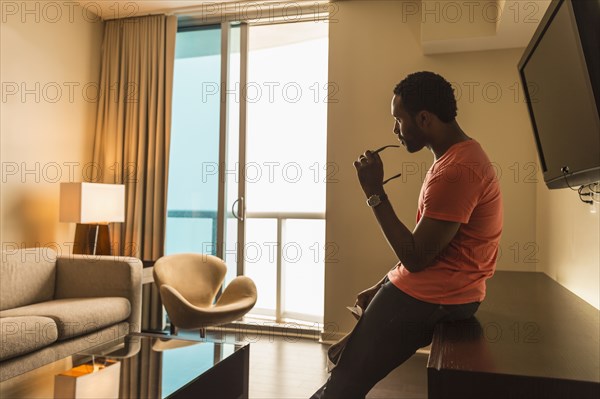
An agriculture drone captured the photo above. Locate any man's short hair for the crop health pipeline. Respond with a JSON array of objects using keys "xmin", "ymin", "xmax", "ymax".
[{"xmin": 393, "ymin": 71, "xmax": 457, "ymax": 123}]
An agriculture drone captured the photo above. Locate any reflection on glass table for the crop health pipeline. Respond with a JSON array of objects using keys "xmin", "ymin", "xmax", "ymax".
[{"xmin": 1, "ymin": 334, "xmax": 249, "ymax": 399}]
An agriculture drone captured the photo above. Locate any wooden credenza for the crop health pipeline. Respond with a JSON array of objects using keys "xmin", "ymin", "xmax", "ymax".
[{"xmin": 427, "ymin": 271, "xmax": 600, "ymax": 399}]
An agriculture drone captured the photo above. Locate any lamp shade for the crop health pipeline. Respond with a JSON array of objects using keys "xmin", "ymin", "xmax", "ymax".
[{"xmin": 60, "ymin": 183, "xmax": 125, "ymax": 224}]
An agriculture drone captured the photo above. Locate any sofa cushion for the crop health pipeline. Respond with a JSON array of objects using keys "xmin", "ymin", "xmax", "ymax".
[
  {"xmin": 0, "ymin": 316, "xmax": 58, "ymax": 361},
  {"xmin": 1, "ymin": 248, "xmax": 57, "ymax": 311},
  {"xmin": 0, "ymin": 297, "xmax": 130, "ymax": 341}
]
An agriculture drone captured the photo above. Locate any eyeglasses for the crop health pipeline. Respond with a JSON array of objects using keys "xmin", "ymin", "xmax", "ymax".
[{"xmin": 374, "ymin": 144, "xmax": 402, "ymax": 185}]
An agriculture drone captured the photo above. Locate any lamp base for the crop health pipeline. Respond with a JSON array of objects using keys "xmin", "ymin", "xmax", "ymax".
[
  {"xmin": 73, "ymin": 224, "xmax": 112, "ymax": 255},
  {"xmin": 54, "ymin": 360, "xmax": 120, "ymax": 399}
]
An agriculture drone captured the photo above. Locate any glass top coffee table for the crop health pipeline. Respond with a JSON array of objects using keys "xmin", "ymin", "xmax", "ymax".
[{"xmin": 1, "ymin": 333, "xmax": 249, "ymax": 399}]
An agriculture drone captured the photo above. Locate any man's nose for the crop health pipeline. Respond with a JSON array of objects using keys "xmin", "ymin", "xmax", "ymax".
[{"xmin": 393, "ymin": 122, "xmax": 400, "ymax": 134}]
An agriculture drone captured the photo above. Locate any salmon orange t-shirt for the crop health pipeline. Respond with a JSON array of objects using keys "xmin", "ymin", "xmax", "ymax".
[{"xmin": 387, "ymin": 139, "xmax": 503, "ymax": 304}]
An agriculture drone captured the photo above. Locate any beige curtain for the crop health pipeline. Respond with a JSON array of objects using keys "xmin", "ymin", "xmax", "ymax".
[
  {"xmin": 92, "ymin": 14, "xmax": 176, "ymax": 264},
  {"xmin": 92, "ymin": 14, "xmax": 177, "ymax": 398}
]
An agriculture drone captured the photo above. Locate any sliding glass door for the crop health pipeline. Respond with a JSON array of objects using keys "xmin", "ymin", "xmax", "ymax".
[
  {"xmin": 244, "ymin": 22, "xmax": 328, "ymax": 323},
  {"xmin": 166, "ymin": 26, "xmax": 222, "ymax": 256},
  {"xmin": 166, "ymin": 20, "xmax": 328, "ymax": 325},
  {"xmin": 166, "ymin": 23, "xmax": 242, "ymax": 273}
]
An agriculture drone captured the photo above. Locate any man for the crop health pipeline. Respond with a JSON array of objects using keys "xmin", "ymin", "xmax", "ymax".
[{"xmin": 311, "ymin": 71, "xmax": 503, "ymax": 399}]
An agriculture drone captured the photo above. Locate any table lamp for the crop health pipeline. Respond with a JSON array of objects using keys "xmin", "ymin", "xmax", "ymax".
[{"xmin": 59, "ymin": 182, "xmax": 125, "ymax": 255}]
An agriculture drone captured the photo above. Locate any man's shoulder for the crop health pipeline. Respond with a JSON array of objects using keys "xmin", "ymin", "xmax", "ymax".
[
  {"xmin": 435, "ymin": 140, "xmax": 497, "ymax": 180},
  {"xmin": 434, "ymin": 139, "xmax": 495, "ymax": 172}
]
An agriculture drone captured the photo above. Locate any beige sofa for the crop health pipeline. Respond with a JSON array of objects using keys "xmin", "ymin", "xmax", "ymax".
[{"xmin": 0, "ymin": 248, "xmax": 142, "ymax": 382}]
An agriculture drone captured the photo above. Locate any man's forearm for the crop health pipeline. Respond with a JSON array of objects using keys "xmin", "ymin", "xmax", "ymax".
[
  {"xmin": 355, "ymin": 150, "xmax": 427, "ymax": 272},
  {"xmin": 368, "ymin": 195, "xmax": 422, "ymax": 272}
]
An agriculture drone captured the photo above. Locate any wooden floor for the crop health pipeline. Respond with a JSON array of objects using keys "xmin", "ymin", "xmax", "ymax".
[{"xmin": 200, "ymin": 330, "xmax": 428, "ymax": 399}]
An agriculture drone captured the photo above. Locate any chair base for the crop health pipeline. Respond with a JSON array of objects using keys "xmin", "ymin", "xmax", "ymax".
[
  {"xmin": 170, "ymin": 323, "xmax": 178, "ymax": 335},
  {"xmin": 168, "ymin": 323, "xmax": 205, "ymax": 339}
]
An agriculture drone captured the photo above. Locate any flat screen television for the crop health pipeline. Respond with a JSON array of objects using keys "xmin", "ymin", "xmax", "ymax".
[{"xmin": 518, "ymin": 0, "xmax": 600, "ymax": 189}]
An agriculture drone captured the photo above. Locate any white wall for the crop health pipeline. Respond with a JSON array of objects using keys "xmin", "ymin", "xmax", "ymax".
[
  {"xmin": 536, "ymin": 177, "xmax": 600, "ymax": 309},
  {"xmin": 324, "ymin": 0, "xmax": 540, "ymax": 337},
  {"xmin": 1, "ymin": 3, "xmax": 104, "ymax": 254}
]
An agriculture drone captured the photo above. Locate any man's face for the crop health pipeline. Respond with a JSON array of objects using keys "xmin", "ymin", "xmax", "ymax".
[{"xmin": 391, "ymin": 95, "xmax": 427, "ymax": 153}]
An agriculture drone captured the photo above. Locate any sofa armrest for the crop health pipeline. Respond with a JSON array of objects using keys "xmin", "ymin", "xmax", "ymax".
[{"xmin": 55, "ymin": 255, "xmax": 142, "ymax": 333}]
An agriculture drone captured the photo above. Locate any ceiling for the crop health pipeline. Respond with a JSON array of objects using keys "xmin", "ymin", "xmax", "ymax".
[
  {"xmin": 77, "ymin": 0, "xmax": 550, "ymax": 54},
  {"xmin": 421, "ymin": 0, "xmax": 552, "ymax": 54},
  {"xmin": 76, "ymin": 0, "xmax": 331, "ymax": 20}
]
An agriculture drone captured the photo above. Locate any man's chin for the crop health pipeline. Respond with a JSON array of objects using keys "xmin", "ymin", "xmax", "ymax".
[{"xmin": 406, "ymin": 143, "xmax": 425, "ymax": 153}]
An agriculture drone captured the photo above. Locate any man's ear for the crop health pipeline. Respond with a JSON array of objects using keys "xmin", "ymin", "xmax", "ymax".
[{"xmin": 416, "ymin": 110, "xmax": 430, "ymax": 129}]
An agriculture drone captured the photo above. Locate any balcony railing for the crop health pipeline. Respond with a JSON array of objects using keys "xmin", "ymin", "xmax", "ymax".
[{"xmin": 166, "ymin": 209, "xmax": 325, "ymax": 323}]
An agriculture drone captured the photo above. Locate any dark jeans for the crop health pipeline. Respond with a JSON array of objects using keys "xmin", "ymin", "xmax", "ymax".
[{"xmin": 310, "ymin": 277, "xmax": 480, "ymax": 399}]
